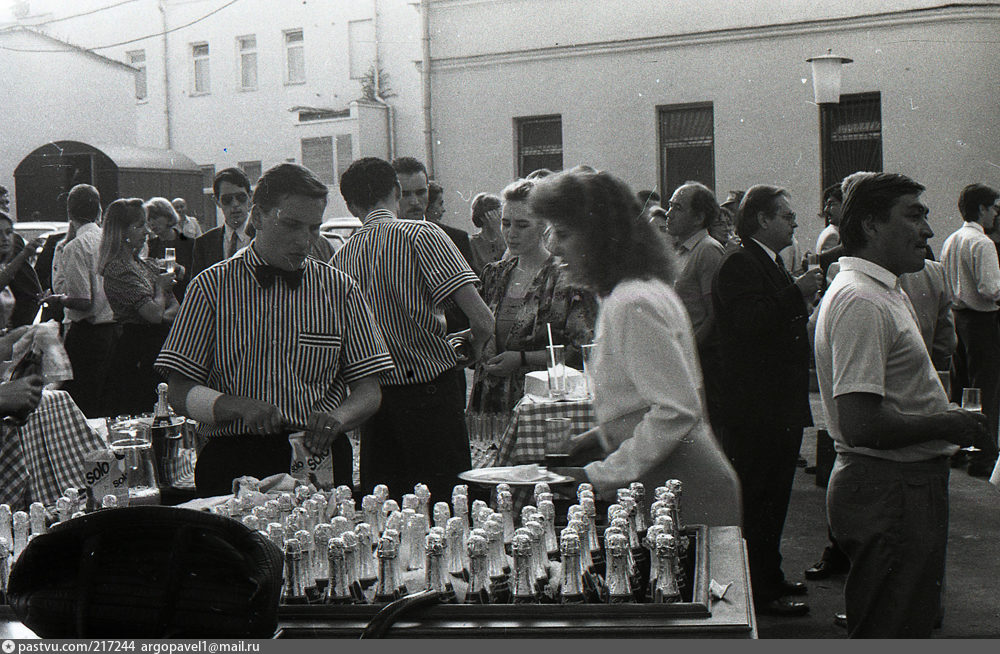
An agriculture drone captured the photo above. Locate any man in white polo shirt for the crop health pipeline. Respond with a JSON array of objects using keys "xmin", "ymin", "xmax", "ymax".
[{"xmin": 814, "ymin": 172, "xmax": 986, "ymax": 637}]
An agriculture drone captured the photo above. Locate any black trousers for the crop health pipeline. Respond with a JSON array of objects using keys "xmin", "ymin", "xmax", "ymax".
[
  {"xmin": 722, "ymin": 423, "xmax": 803, "ymax": 604},
  {"xmin": 194, "ymin": 431, "xmax": 353, "ymax": 498},
  {"xmin": 953, "ymin": 309, "xmax": 1000, "ymax": 462},
  {"xmin": 62, "ymin": 321, "xmax": 119, "ymax": 418},
  {"xmin": 105, "ymin": 322, "xmax": 171, "ymax": 417},
  {"xmin": 360, "ymin": 368, "xmax": 471, "ymax": 504}
]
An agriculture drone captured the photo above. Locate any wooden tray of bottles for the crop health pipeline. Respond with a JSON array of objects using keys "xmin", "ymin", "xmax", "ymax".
[{"xmin": 275, "ymin": 524, "xmax": 730, "ymax": 638}]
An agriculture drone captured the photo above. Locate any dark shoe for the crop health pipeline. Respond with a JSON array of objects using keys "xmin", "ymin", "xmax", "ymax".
[
  {"xmin": 804, "ymin": 465, "xmax": 817, "ymax": 474},
  {"xmin": 804, "ymin": 556, "xmax": 850, "ymax": 580},
  {"xmin": 780, "ymin": 580, "xmax": 808, "ymax": 596},
  {"xmin": 756, "ymin": 597, "xmax": 810, "ymax": 617},
  {"xmin": 834, "ymin": 612, "xmax": 847, "ymax": 628},
  {"xmin": 967, "ymin": 459, "xmax": 996, "ymax": 478},
  {"xmin": 796, "ymin": 456, "xmax": 807, "ymax": 468}
]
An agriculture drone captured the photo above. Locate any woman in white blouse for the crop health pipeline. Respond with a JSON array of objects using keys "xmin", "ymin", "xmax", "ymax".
[{"xmin": 529, "ymin": 166, "xmax": 742, "ymax": 527}]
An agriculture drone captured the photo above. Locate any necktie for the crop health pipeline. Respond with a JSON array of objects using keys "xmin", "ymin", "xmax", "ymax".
[
  {"xmin": 775, "ymin": 254, "xmax": 794, "ymax": 284},
  {"xmin": 227, "ymin": 231, "xmax": 240, "ymax": 258},
  {"xmin": 255, "ymin": 263, "xmax": 304, "ymax": 290}
]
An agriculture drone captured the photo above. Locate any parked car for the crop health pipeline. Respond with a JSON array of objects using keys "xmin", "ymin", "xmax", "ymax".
[
  {"xmin": 320, "ymin": 217, "xmax": 362, "ymax": 253},
  {"xmin": 14, "ymin": 221, "xmax": 69, "ymax": 243}
]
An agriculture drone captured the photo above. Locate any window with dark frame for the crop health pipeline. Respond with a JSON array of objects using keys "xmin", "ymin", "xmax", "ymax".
[
  {"xmin": 516, "ymin": 115, "xmax": 562, "ymax": 178},
  {"xmin": 820, "ymin": 92, "xmax": 883, "ymax": 191},
  {"xmin": 127, "ymin": 49, "xmax": 146, "ymax": 100},
  {"xmin": 301, "ymin": 136, "xmax": 334, "ymax": 184},
  {"xmin": 238, "ymin": 160, "xmax": 262, "ymax": 185},
  {"xmin": 658, "ymin": 102, "xmax": 715, "ymax": 198}
]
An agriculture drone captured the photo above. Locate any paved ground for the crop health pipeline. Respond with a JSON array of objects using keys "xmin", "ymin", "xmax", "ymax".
[{"xmin": 757, "ymin": 412, "xmax": 1000, "ymax": 639}]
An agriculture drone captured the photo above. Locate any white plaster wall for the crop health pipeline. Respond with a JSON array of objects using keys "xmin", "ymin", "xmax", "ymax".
[
  {"xmin": 428, "ymin": 5, "xmax": 1000, "ymax": 253},
  {"xmin": 0, "ymin": 29, "xmax": 137, "ymax": 219}
]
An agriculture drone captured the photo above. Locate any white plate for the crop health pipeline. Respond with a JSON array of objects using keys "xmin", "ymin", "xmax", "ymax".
[{"xmin": 458, "ymin": 465, "xmax": 574, "ymax": 486}]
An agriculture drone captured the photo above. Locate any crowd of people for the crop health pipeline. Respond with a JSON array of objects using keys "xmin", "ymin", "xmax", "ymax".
[{"xmin": 0, "ymin": 156, "xmax": 997, "ymax": 638}]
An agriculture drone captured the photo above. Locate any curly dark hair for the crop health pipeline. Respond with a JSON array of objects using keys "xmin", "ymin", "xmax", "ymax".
[{"xmin": 528, "ymin": 166, "xmax": 674, "ymax": 296}]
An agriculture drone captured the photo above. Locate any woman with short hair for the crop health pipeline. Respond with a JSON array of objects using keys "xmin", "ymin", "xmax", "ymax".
[
  {"xmin": 468, "ymin": 192, "xmax": 506, "ymax": 275},
  {"xmin": 144, "ymin": 197, "xmax": 193, "ymax": 301},
  {"xmin": 530, "ymin": 166, "xmax": 741, "ymax": 527}
]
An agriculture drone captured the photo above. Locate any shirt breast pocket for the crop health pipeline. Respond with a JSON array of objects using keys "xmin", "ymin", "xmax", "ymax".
[{"xmin": 296, "ymin": 332, "xmax": 341, "ymax": 384}]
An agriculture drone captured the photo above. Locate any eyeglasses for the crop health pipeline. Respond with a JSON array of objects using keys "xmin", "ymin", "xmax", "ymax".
[{"xmin": 218, "ymin": 192, "xmax": 249, "ymax": 206}]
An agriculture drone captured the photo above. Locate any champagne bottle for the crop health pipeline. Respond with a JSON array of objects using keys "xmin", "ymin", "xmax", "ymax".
[
  {"xmin": 567, "ymin": 518, "xmax": 602, "ymax": 603},
  {"xmin": 497, "ymin": 490, "xmax": 515, "ymax": 552},
  {"xmin": 293, "ymin": 528, "xmax": 319, "ymax": 602},
  {"xmin": 330, "ymin": 515, "xmax": 351, "ymax": 538},
  {"xmin": 432, "ymin": 501, "xmax": 451, "ymax": 530},
  {"xmin": 374, "ymin": 532, "xmax": 402, "ymax": 604},
  {"xmin": 262, "ymin": 499, "xmax": 280, "ymax": 524},
  {"xmin": 312, "ymin": 524, "xmax": 334, "ymax": 596},
  {"xmin": 510, "ymin": 532, "xmax": 537, "ymax": 603},
  {"xmin": 559, "ymin": 531, "xmax": 586, "ymax": 604},
  {"xmin": 289, "ymin": 507, "xmax": 309, "ymax": 534},
  {"xmin": 152, "ymin": 383, "xmax": 172, "ymax": 427},
  {"xmin": 277, "ymin": 493, "xmax": 295, "ymax": 525},
  {"xmin": 580, "ymin": 497, "xmax": 604, "ymax": 575},
  {"xmin": 266, "ymin": 522, "xmax": 286, "ymax": 550},
  {"xmin": 339, "ymin": 498, "xmax": 356, "ymax": 525},
  {"xmin": 28, "ymin": 502, "xmax": 46, "ymax": 536},
  {"xmin": 12, "ymin": 511, "xmax": 28, "ymax": 562},
  {"xmin": 341, "ymin": 530, "xmax": 368, "ymax": 604},
  {"xmin": 101, "ymin": 494, "xmax": 119, "ymax": 510},
  {"xmin": 604, "ymin": 532, "xmax": 633, "ymax": 603},
  {"xmin": 399, "ymin": 508, "xmax": 416, "ymax": 571},
  {"xmin": 414, "ymin": 483, "xmax": 431, "ymax": 521},
  {"xmin": 485, "ymin": 517, "xmax": 511, "ymax": 604},
  {"xmin": 445, "ymin": 517, "xmax": 468, "ymax": 581},
  {"xmin": 326, "ymin": 537, "xmax": 353, "ymax": 604},
  {"xmin": 0, "ymin": 505, "xmax": 13, "ymax": 547},
  {"xmin": 402, "ymin": 493, "xmax": 420, "ymax": 512},
  {"xmin": 372, "ymin": 484, "xmax": 390, "ymax": 506},
  {"xmin": 242, "ymin": 515, "xmax": 260, "ymax": 532},
  {"xmin": 381, "ymin": 499, "xmax": 401, "ymax": 533},
  {"xmin": 55, "ymin": 497, "xmax": 72, "ymax": 523},
  {"xmin": 310, "ymin": 492, "xmax": 330, "ymax": 522},
  {"xmin": 471, "ymin": 499, "xmax": 488, "ymax": 531},
  {"xmin": 362, "ymin": 495, "xmax": 380, "ymax": 533},
  {"xmin": 523, "ymin": 520, "xmax": 551, "ymax": 599},
  {"xmin": 653, "ymin": 533, "xmax": 682, "ymax": 603},
  {"xmin": 302, "ymin": 499, "xmax": 320, "ymax": 533},
  {"xmin": 282, "ymin": 538, "xmax": 308, "ymax": 604},
  {"xmin": 533, "ymin": 482, "xmax": 551, "ymax": 507},
  {"xmin": 537, "ymin": 499, "xmax": 559, "ymax": 560},
  {"xmin": 0, "ymin": 537, "xmax": 9, "ymax": 604},
  {"xmin": 464, "ymin": 533, "xmax": 491, "ymax": 604},
  {"xmin": 643, "ymin": 524, "xmax": 663, "ymax": 602},
  {"xmin": 630, "ymin": 482, "xmax": 648, "ymax": 536},
  {"xmin": 354, "ymin": 523, "xmax": 378, "ymax": 589},
  {"xmin": 424, "ymin": 532, "xmax": 456, "ymax": 603},
  {"xmin": 4, "ymin": 350, "xmax": 42, "ymax": 426}
]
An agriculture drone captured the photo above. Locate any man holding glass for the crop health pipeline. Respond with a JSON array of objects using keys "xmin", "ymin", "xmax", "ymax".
[{"xmin": 814, "ymin": 172, "xmax": 986, "ymax": 637}]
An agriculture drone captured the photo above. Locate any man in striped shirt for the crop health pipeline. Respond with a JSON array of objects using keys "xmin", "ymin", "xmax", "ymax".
[
  {"xmin": 335, "ymin": 157, "xmax": 494, "ymax": 502},
  {"xmin": 156, "ymin": 163, "xmax": 394, "ymax": 497}
]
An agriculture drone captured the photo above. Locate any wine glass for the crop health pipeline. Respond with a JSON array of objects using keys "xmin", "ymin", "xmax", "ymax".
[
  {"xmin": 961, "ymin": 388, "xmax": 982, "ymax": 453},
  {"xmin": 163, "ymin": 247, "xmax": 176, "ymax": 274}
]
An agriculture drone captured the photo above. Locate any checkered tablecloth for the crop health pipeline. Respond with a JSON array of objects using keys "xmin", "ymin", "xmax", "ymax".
[
  {"xmin": 6, "ymin": 390, "xmax": 107, "ymax": 508},
  {"xmin": 495, "ymin": 394, "xmax": 597, "ymax": 466}
]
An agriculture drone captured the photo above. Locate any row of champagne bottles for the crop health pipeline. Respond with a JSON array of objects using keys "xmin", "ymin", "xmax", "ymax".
[{"xmin": 219, "ymin": 477, "xmax": 690, "ymax": 605}]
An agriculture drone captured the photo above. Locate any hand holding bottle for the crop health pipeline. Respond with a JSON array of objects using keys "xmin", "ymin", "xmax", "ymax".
[{"xmin": 0, "ymin": 374, "xmax": 45, "ymax": 416}]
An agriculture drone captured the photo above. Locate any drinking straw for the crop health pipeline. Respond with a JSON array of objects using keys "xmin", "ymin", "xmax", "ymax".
[{"xmin": 546, "ymin": 323, "xmax": 556, "ymax": 368}]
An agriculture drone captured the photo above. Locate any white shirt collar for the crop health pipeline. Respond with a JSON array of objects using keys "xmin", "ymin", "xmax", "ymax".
[
  {"xmin": 750, "ymin": 237, "xmax": 779, "ymax": 262},
  {"xmin": 838, "ymin": 256, "xmax": 899, "ymax": 289},
  {"xmin": 963, "ymin": 221, "xmax": 986, "ymax": 234}
]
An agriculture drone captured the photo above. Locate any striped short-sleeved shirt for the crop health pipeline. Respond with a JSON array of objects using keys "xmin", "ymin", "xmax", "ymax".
[
  {"xmin": 155, "ymin": 244, "xmax": 394, "ymax": 437},
  {"xmin": 333, "ymin": 209, "xmax": 480, "ymax": 385}
]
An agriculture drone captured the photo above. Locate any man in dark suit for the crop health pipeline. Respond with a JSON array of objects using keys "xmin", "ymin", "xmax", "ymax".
[
  {"xmin": 712, "ymin": 184, "xmax": 823, "ymax": 617},
  {"xmin": 189, "ymin": 168, "xmax": 253, "ymax": 280}
]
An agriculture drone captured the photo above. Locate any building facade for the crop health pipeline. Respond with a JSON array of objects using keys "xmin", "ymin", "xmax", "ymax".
[
  {"xmin": 12, "ymin": 0, "xmax": 426, "ymax": 223},
  {"xmin": 0, "ymin": 26, "xmax": 138, "ymax": 220},
  {"xmin": 426, "ymin": 0, "xmax": 1000, "ymax": 250}
]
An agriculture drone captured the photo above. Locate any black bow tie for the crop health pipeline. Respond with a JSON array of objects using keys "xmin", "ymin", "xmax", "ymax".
[{"xmin": 255, "ymin": 263, "xmax": 304, "ymax": 290}]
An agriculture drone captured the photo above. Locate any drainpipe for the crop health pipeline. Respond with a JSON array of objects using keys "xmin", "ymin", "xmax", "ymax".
[
  {"xmin": 158, "ymin": 0, "xmax": 173, "ymax": 150},
  {"xmin": 372, "ymin": 0, "xmax": 396, "ymax": 160},
  {"xmin": 419, "ymin": 0, "xmax": 433, "ymax": 177}
]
